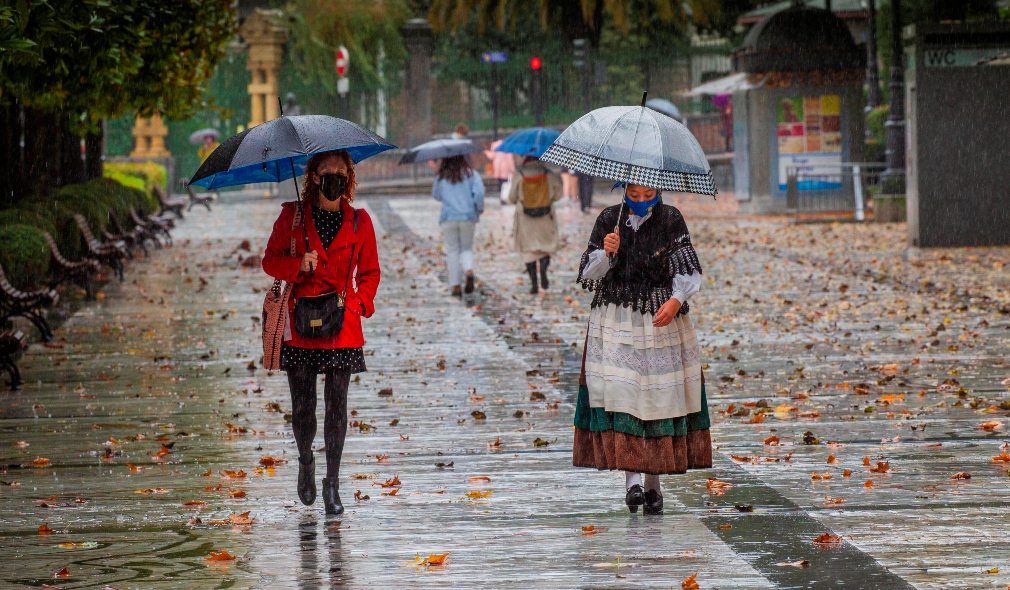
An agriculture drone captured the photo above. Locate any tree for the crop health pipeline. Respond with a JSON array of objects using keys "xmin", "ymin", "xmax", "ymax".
[{"xmin": 0, "ymin": 0, "xmax": 236, "ymax": 201}]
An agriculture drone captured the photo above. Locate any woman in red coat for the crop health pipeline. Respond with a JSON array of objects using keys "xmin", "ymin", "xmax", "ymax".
[{"xmin": 262, "ymin": 149, "xmax": 380, "ymax": 515}]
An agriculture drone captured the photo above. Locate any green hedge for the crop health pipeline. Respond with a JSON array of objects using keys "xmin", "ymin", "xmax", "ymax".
[{"xmin": 0, "ymin": 224, "xmax": 50, "ymax": 290}]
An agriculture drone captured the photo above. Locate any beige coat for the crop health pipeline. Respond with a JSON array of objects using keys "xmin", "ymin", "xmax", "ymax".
[{"xmin": 507, "ymin": 161, "xmax": 563, "ymax": 255}]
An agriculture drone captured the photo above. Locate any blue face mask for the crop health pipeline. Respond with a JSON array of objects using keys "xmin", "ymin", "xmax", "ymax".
[{"xmin": 624, "ymin": 193, "xmax": 660, "ymax": 217}]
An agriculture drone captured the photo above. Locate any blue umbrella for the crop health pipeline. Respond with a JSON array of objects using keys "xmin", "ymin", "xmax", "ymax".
[
  {"xmin": 494, "ymin": 127, "xmax": 561, "ymax": 158},
  {"xmin": 190, "ymin": 114, "xmax": 395, "ymax": 190}
]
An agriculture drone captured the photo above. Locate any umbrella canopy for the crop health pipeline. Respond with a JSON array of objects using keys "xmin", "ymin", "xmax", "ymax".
[
  {"xmin": 682, "ymin": 72, "xmax": 763, "ymax": 97},
  {"xmin": 190, "ymin": 115, "xmax": 395, "ymax": 189},
  {"xmin": 539, "ymin": 105, "xmax": 717, "ymax": 196},
  {"xmin": 644, "ymin": 98, "xmax": 684, "ymax": 123},
  {"xmin": 399, "ymin": 138, "xmax": 480, "ymax": 165},
  {"xmin": 494, "ymin": 127, "xmax": 561, "ymax": 158},
  {"xmin": 188, "ymin": 128, "xmax": 221, "ymax": 145}
]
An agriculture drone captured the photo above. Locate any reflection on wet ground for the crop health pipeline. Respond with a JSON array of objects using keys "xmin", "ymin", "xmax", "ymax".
[{"xmin": 1, "ymin": 190, "xmax": 1007, "ymax": 589}]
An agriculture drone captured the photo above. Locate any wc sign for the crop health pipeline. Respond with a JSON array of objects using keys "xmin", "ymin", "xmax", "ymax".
[{"xmin": 923, "ymin": 47, "xmax": 1010, "ymax": 67}]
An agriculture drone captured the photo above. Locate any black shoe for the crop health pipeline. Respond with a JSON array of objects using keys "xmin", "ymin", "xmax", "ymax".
[
  {"xmin": 322, "ymin": 477, "xmax": 344, "ymax": 515},
  {"xmin": 451, "ymin": 285, "xmax": 462, "ymax": 298},
  {"xmin": 464, "ymin": 272, "xmax": 475, "ymax": 294},
  {"xmin": 525, "ymin": 262, "xmax": 539, "ymax": 294},
  {"xmin": 297, "ymin": 457, "xmax": 316, "ymax": 506},
  {"xmin": 643, "ymin": 488, "xmax": 663, "ymax": 515},
  {"xmin": 538, "ymin": 256, "xmax": 550, "ymax": 290},
  {"xmin": 625, "ymin": 484, "xmax": 645, "ymax": 513}
]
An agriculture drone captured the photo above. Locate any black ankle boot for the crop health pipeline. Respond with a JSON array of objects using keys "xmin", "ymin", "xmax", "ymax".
[
  {"xmin": 322, "ymin": 477, "xmax": 344, "ymax": 515},
  {"xmin": 525, "ymin": 262, "xmax": 539, "ymax": 294},
  {"xmin": 538, "ymin": 256, "xmax": 550, "ymax": 290},
  {"xmin": 643, "ymin": 488, "xmax": 664, "ymax": 515},
  {"xmin": 297, "ymin": 456, "xmax": 316, "ymax": 506},
  {"xmin": 625, "ymin": 484, "xmax": 645, "ymax": 513}
]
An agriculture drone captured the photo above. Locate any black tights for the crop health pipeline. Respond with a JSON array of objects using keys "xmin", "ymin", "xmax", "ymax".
[{"xmin": 286, "ymin": 367, "xmax": 351, "ymax": 479}]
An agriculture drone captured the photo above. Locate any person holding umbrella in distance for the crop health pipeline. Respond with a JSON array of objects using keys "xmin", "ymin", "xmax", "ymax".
[
  {"xmin": 191, "ymin": 108, "xmax": 394, "ymax": 516},
  {"xmin": 400, "ymin": 138, "xmax": 485, "ymax": 299},
  {"xmin": 540, "ymin": 93, "xmax": 717, "ymax": 515}
]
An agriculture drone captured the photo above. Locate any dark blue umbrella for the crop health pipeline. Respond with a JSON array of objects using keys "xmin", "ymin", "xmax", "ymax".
[
  {"xmin": 494, "ymin": 127, "xmax": 561, "ymax": 158},
  {"xmin": 190, "ymin": 115, "xmax": 395, "ymax": 189}
]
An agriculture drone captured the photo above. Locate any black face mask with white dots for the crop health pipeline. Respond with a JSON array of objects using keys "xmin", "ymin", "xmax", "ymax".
[{"xmin": 319, "ymin": 173, "xmax": 348, "ymax": 201}]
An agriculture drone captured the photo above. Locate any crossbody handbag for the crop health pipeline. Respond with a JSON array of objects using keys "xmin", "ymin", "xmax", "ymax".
[{"xmin": 292, "ymin": 209, "xmax": 359, "ymax": 340}]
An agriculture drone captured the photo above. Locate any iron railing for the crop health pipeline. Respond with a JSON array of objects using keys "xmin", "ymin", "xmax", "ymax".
[{"xmin": 786, "ymin": 162, "xmax": 887, "ymax": 219}]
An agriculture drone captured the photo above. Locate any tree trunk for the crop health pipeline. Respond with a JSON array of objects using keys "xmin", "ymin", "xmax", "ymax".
[
  {"xmin": 58, "ymin": 115, "xmax": 86, "ymax": 187},
  {"xmin": 0, "ymin": 102, "xmax": 20, "ymax": 206},
  {"xmin": 85, "ymin": 128, "xmax": 103, "ymax": 181}
]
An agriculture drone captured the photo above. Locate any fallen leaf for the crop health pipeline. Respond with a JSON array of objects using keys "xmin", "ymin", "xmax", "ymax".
[
  {"xmin": 580, "ymin": 525, "xmax": 608, "ymax": 536},
  {"xmin": 228, "ymin": 511, "xmax": 255, "ymax": 525},
  {"xmin": 31, "ymin": 457, "xmax": 51, "ymax": 468},
  {"xmin": 812, "ymin": 533, "xmax": 842, "ymax": 547},
  {"xmin": 53, "ymin": 567, "xmax": 71, "ymax": 579},
  {"xmin": 842, "ymin": 469, "xmax": 853, "ymax": 477},
  {"xmin": 984, "ymin": 566, "xmax": 999, "ymax": 574},
  {"xmin": 826, "ymin": 455, "xmax": 839, "ymax": 464},
  {"xmin": 465, "ymin": 490, "xmax": 492, "ymax": 499},
  {"xmin": 258, "ymin": 456, "xmax": 286, "ymax": 467},
  {"xmin": 15, "ymin": 440, "xmax": 29, "ymax": 448},
  {"xmin": 777, "ymin": 560, "xmax": 811, "ymax": 568},
  {"xmin": 229, "ymin": 490, "xmax": 246, "ymax": 498},
  {"xmin": 468, "ymin": 476, "xmax": 492, "ymax": 483},
  {"xmin": 978, "ymin": 421, "xmax": 1002, "ymax": 432},
  {"xmin": 706, "ymin": 478, "xmax": 733, "ymax": 496},
  {"xmin": 419, "ymin": 552, "xmax": 449, "ymax": 567},
  {"xmin": 824, "ymin": 496, "xmax": 845, "ymax": 506},
  {"xmin": 864, "ymin": 480, "xmax": 875, "ymax": 488},
  {"xmin": 373, "ymin": 475, "xmax": 401, "ymax": 488},
  {"xmin": 133, "ymin": 488, "xmax": 170, "ymax": 494},
  {"xmin": 382, "ymin": 487, "xmax": 400, "ymax": 496},
  {"xmin": 763, "ymin": 435, "xmax": 780, "ymax": 446},
  {"xmin": 682, "ymin": 573, "xmax": 700, "ymax": 589},
  {"xmin": 951, "ymin": 472, "xmax": 971, "ymax": 480},
  {"xmin": 206, "ymin": 550, "xmax": 236, "ymax": 561},
  {"xmin": 221, "ymin": 470, "xmax": 247, "ymax": 479},
  {"xmin": 811, "ymin": 472, "xmax": 833, "ymax": 480},
  {"xmin": 992, "ymin": 451, "xmax": 1010, "ymax": 463},
  {"xmin": 354, "ymin": 490, "xmax": 370, "ymax": 501},
  {"xmin": 869, "ymin": 461, "xmax": 891, "ymax": 473},
  {"xmin": 183, "ymin": 500, "xmax": 207, "ymax": 506},
  {"xmin": 38, "ymin": 523, "xmax": 53, "ymax": 535}
]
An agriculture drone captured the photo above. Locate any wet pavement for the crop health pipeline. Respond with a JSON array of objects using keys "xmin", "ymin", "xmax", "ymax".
[{"xmin": 1, "ymin": 189, "xmax": 1008, "ymax": 589}]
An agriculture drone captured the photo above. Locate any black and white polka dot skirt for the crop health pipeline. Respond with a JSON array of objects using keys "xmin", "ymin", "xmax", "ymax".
[{"xmin": 280, "ymin": 344, "xmax": 367, "ymax": 374}]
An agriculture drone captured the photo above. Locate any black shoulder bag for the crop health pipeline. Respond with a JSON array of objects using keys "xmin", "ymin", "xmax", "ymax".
[{"xmin": 292, "ymin": 210, "xmax": 359, "ymax": 340}]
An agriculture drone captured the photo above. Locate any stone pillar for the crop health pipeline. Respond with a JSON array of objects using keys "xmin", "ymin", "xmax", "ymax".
[
  {"xmin": 130, "ymin": 114, "xmax": 170, "ymax": 158},
  {"xmin": 241, "ymin": 9, "xmax": 288, "ymax": 128},
  {"xmin": 401, "ymin": 18, "xmax": 433, "ymax": 148}
]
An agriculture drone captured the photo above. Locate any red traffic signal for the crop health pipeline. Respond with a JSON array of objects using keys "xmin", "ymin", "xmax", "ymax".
[{"xmin": 530, "ymin": 56, "xmax": 542, "ymax": 71}]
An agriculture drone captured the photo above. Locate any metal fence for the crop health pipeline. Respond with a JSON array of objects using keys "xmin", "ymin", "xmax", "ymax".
[{"xmin": 785, "ymin": 162, "xmax": 887, "ymax": 219}]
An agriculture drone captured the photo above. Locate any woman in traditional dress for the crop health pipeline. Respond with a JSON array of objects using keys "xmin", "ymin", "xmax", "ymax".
[{"xmin": 572, "ymin": 183, "xmax": 712, "ymax": 514}]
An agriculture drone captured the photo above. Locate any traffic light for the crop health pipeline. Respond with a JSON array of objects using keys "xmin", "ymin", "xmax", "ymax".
[
  {"xmin": 530, "ymin": 56, "xmax": 543, "ymax": 125},
  {"xmin": 530, "ymin": 56, "xmax": 542, "ymax": 70}
]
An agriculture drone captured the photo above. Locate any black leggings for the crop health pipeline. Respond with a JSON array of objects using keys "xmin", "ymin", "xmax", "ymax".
[{"xmin": 286, "ymin": 367, "xmax": 351, "ymax": 479}]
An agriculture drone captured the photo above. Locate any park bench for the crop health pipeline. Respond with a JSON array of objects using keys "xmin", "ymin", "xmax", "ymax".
[
  {"xmin": 0, "ymin": 329, "xmax": 28, "ymax": 390},
  {"xmin": 43, "ymin": 231, "xmax": 100, "ymax": 301},
  {"xmin": 155, "ymin": 186, "xmax": 186, "ymax": 219},
  {"xmin": 106, "ymin": 214, "xmax": 148, "ymax": 258},
  {"xmin": 73, "ymin": 214, "xmax": 126, "ymax": 281},
  {"xmin": 185, "ymin": 183, "xmax": 215, "ymax": 212},
  {"xmin": 130, "ymin": 208, "xmax": 173, "ymax": 247},
  {"xmin": 0, "ymin": 263, "xmax": 58, "ymax": 342}
]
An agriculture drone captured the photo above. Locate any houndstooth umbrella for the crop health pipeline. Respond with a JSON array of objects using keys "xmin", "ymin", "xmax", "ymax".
[{"xmin": 539, "ymin": 96, "xmax": 717, "ymax": 196}]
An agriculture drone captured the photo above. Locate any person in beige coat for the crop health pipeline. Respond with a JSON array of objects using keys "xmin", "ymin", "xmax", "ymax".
[{"xmin": 507, "ymin": 157, "xmax": 563, "ymax": 294}]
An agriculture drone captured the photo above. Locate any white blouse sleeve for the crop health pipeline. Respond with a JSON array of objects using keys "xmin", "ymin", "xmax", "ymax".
[
  {"xmin": 671, "ymin": 271, "xmax": 702, "ymax": 304},
  {"xmin": 580, "ymin": 249, "xmax": 611, "ymax": 281}
]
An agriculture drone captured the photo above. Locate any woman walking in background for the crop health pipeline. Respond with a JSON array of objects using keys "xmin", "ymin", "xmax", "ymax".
[
  {"xmin": 572, "ymin": 182, "xmax": 712, "ymax": 515},
  {"xmin": 262, "ymin": 150, "xmax": 381, "ymax": 516},
  {"xmin": 507, "ymin": 157, "xmax": 562, "ymax": 294},
  {"xmin": 432, "ymin": 155, "xmax": 485, "ymax": 298}
]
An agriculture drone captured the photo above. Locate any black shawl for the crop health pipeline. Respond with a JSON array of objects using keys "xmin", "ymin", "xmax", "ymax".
[{"xmin": 577, "ymin": 201, "xmax": 702, "ymax": 316}]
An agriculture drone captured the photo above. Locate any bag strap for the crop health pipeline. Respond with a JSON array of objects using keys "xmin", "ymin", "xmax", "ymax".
[{"xmin": 340, "ymin": 208, "xmax": 359, "ymax": 297}]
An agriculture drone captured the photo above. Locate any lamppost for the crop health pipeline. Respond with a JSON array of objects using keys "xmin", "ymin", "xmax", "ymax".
[
  {"xmin": 882, "ymin": 0, "xmax": 905, "ymax": 190},
  {"xmin": 865, "ymin": 0, "xmax": 883, "ymax": 111}
]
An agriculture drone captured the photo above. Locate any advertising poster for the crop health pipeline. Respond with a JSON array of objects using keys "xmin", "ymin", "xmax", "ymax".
[{"xmin": 777, "ymin": 95, "xmax": 842, "ymax": 190}]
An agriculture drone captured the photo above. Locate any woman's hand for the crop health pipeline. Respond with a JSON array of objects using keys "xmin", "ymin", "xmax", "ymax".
[
  {"xmin": 652, "ymin": 298, "xmax": 682, "ymax": 328},
  {"xmin": 300, "ymin": 250, "xmax": 318, "ymax": 273},
  {"xmin": 603, "ymin": 232, "xmax": 621, "ymax": 255}
]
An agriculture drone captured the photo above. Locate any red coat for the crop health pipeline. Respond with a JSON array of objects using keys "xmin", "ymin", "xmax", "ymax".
[{"xmin": 262, "ymin": 199, "xmax": 381, "ymax": 349}]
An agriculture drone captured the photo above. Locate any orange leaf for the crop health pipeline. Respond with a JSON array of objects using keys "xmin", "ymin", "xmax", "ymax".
[
  {"xmin": 38, "ymin": 523, "xmax": 53, "ymax": 535},
  {"xmin": 133, "ymin": 488, "xmax": 170, "ymax": 494},
  {"xmin": 864, "ymin": 480, "xmax": 875, "ymax": 488},
  {"xmin": 206, "ymin": 550, "xmax": 236, "ymax": 561},
  {"xmin": 706, "ymin": 478, "xmax": 733, "ymax": 496},
  {"xmin": 258, "ymin": 456, "xmax": 287, "ymax": 467},
  {"xmin": 951, "ymin": 472, "xmax": 971, "ymax": 480},
  {"xmin": 580, "ymin": 525, "xmax": 608, "ymax": 536},
  {"xmin": 465, "ymin": 490, "xmax": 492, "ymax": 499},
  {"xmin": 183, "ymin": 500, "xmax": 207, "ymax": 506},
  {"xmin": 229, "ymin": 490, "xmax": 247, "ymax": 498},
  {"xmin": 422, "ymin": 552, "xmax": 449, "ymax": 566},
  {"xmin": 127, "ymin": 464, "xmax": 141, "ymax": 473},
  {"xmin": 682, "ymin": 573, "xmax": 700, "ymax": 589},
  {"xmin": 467, "ymin": 475, "xmax": 492, "ymax": 483},
  {"xmin": 878, "ymin": 393, "xmax": 905, "ymax": 404},
  {"xmin": 745, "ymin": 413, "xmax": 765, "ymax": 424},
  {"xmin": 823, "ymin": 496, "xmax": 845, "ymax": 506},
  {"xmin": 201, "ymin": 469, "xmax": 212, "ymax": 477},
  {"xmin": 229, "ymin": 511, "xmax": 255, "ymax": 525},
  {"xmin": 992, "ymin": 451, "xmax": 1010, "ymax": 463},
  {"xmin": 53, "ymin": 567, "xmax": 71, "ymax": 578},
  {"xmin": 373, "ymin": 475, "xmax": 401, "ymax": 488},
  {"xmin": 811, "ymin": 472, "xmax": 833, "ymax": 480},
  {"xmin": 812, "ymin": 533, "xmax": 842, "ymax": 547},
  {"xmin": 382, "ymin": 487, "xmax": 400, "ymax": 496},
  {"xmin": 32, "ymin": 457, "xmax": 51, "ymax": 468},
  {"xmin": 862, "ymin": 456, "xmax": 870, "ymax": 466},
  {"xmin": 826, "ymin": 455, "xmax": 839, "ymax": 464},
  {"xmin": 763, "ymin": 435, "xmax": 780, "ymax": 446},
  {"xmin": 978, "ymin": 421, "xmax": 1002, "ymax": 432},
  {"xmin": 842, "ymin": 469, "xmax": 853, "ymax": 477},
  {"xmin": 375, "ymin": 454, "xmax": 390, "ymax": 463},
  {"xmin": 221, "ymin": 470, "xmax": 247, "ymax": 479},
  {"xmin": 869, "ymin": 461, "xmax": 891, "ymax": 473}
]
